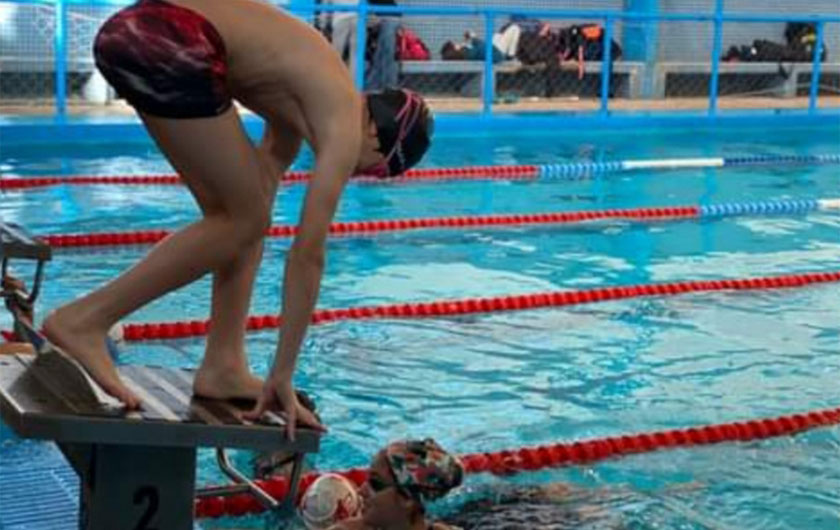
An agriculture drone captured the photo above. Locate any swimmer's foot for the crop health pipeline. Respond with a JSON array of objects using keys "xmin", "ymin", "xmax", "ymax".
[
  {"xmin": 193, "ymin": 362, "xmax": 263, "ymax": 401},
  {"xmin": 42, "ymin": 309, "xmax": 141, "ymax": 409}
]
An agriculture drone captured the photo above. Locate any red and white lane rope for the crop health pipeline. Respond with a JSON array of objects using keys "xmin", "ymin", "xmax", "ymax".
[
  {"xmin": 194, "ymin": 406, "xmax": 840, "ymax": 518},
  {"xmin": 37, "ymin": 198, "xmax": 840, "ymax": 249},
  {"xmin": 3, "ymin": 154, "xmax": 839, "ymax": 191},
  {"xmin": 0, "ymin": 165, "xmax": 538, "ymax": 190},
  {"xmin": 120, "ymin": 271, "xmax": 840, "ymax": 341}
]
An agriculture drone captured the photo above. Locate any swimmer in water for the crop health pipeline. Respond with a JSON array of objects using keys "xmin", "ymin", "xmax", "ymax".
[
  {"xmin": 441, "ymin": 476, "xmax": 702, "ymax": 529},
  {"xmin": 41, "ymin": 0, "xmax": 434, "ymax": 438},
  {"xmin": 302, "ymin": 438, "xmax": 464, "ymax": 530},
  {"xmin": 441, "ymin": 482, "xmax": 626, "ymax": 530}
]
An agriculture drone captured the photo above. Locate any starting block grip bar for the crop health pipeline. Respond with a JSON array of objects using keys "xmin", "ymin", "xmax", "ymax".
[
  {"xmin": 1, "ymin": 222, "xmax": 52, "ymax": 305},
  {"xmin": 0, "ymin": 222, "xmax": 52, "ymax": 262}
]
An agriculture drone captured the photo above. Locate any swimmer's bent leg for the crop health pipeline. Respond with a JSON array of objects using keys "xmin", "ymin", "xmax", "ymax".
[{"xmin": 44, "ymin": 107, "xmax": 275, "ymax": 407}]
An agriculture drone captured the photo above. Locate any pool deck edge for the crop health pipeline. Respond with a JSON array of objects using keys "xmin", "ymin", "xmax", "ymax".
[{"xmin": 2, "ymin": 110, "xmax": 839, "ymax": 145}]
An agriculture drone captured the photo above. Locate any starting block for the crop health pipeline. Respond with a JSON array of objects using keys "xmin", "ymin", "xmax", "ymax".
[
  {"xmin": 0, "ymin": 222, "xmax": 321, "ymax": 529},
  {"xmin": 1, "ymin": 221, "xmax": 51, "ymax": 310}
]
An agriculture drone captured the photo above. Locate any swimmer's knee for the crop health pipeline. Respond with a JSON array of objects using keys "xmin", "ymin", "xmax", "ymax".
[
  {"xmin": 232, "ymin": 207, "xmax": 272, "ymax": 245},
  {"xmin": 204, "ymin": 209, "xmax": 268, "ymax": 252}
]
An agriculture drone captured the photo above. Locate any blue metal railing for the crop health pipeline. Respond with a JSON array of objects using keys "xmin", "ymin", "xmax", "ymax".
[
  {"xmin": 810, "ymin": 22, "xmax": 827, "ymax": 112},
  {"xmin": 600, "ymin": 16, "xmax": 614, "ymax": 116},
  {"xmin": 354, "ymin": 0, "xmax": 369, "ymax": 91},
  {"xmin": 708, "ymin": 0, "xmax": 725, "ymax": 115},
  {"xmin": 482, "ymin": 13, "xmax": 494, "ymax": 114},
  {"xmin": 53, "ymin": 0, "xmax": 68, "ymax": 121},
  {"xmin": 1, "ymin": 0, "xmax": 837, "ymax": 120}
]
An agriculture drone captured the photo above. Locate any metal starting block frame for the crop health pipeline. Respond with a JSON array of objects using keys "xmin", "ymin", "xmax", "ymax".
[
  {"xmin": 0, "ymin": 222, "xmax": 320, "ymax": 529},
  {"xmin": 1, "ymin": 221, "xmax": 52, "ymax": 309}
]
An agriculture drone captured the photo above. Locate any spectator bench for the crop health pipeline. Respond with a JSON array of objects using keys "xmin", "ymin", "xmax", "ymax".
[
  {"xmin": 652, "ymin": 61, "xmax": 840, "ymax": 98},
  {"xmin": 399, "ymin": 59, "xmax": 645, "ymax": 98},
  {"xmin": 3, "ymin": 54, "xmax": 836, "ymax": 102},
  {"xmin": 398, "ymin": 59, "xmax": 839, "ymax": 100}
]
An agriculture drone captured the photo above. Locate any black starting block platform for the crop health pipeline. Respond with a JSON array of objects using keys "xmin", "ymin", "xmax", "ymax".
[
  {"xmin": 0, "ymin": 221, "xmax": 321, "ymax": 529},
  {"xmin": 0, "ymin": 352, "xmax": 320, "ymax": 529},
  {"xmin": 0, "ymin": 352, "xmax": 320, "ymax": 528}
]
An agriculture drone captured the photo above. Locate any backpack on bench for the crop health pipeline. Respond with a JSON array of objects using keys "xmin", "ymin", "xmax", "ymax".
[
  {"xmin": 558, "ymin": 24, "xmax": 623, "ymax": 63},
  {"xmin": 396, "ymin": 26, "xmax": 431, "ymax": 61},
  {"xmin": 722, "ymin": 22, "xmax": 827, "ymax": 63}
]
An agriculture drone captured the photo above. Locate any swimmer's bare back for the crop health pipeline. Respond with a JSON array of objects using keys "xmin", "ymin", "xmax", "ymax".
[{"xmin": 165, "ymin": 0, "xmax": 362, "ymax": 143}]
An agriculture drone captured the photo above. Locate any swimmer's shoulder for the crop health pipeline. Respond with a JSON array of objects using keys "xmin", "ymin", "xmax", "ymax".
[{"xmin": 488, "ymin": 482, "xmax": 575, "ymax": 504}]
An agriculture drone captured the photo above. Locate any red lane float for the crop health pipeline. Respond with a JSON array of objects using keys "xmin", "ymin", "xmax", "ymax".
[
  {"xmin": 194, "ymin": 406, "xmax": 840, "ymax": 519},
  {"xmin": 0, "ymin": 165, "xmax": 540, "ymax": 190},
  {"xmin": 41, "ymin": 206, "xmax": 700, "ymax": 248},
  {"xmin": 121, "ymin": 271, "xmax": 840, "ymax": 341}
]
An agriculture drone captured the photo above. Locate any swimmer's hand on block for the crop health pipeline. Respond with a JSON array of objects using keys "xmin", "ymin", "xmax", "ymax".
[
  {"xmin": 16, "ymin": 318, "xmax": 125, "ymax": 414},
  {"xmin": 259, "ymin": 410, "xmax": 288, "ymax": 427},
  {"xmin": 253, "ymin": 410, "xmax": 314, "ymax": 436}
]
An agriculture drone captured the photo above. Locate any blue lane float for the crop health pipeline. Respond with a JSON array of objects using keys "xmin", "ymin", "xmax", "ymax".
[{"xmin": 537, "ymin": 153, "xmax": 840, "ymax": 179}]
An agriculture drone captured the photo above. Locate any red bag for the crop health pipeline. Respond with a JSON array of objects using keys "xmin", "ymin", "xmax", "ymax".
[{"xmin": 396, "ymin": 26, "xmax": 431, "ymax": 61}]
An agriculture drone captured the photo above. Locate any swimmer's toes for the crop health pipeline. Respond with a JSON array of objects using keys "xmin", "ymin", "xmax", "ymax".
[
  {"xmin": 112, "ymin": 383, "xmax": 141, "ymax": 409},
  {"xmin": 43, "ymin": 311, "xmax": 133, "ymax": 404},
  {"xmin": 93, "ymin": 373, "xmax": 134, "ymax": 407}
]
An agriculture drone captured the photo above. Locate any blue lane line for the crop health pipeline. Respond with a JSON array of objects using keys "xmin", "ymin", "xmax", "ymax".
[
  {"xmin": 700, "ymin": 199, "xmax": 821, "ymax": 218},
  {"xmin": 537, "ymin": 154, "xmax": 840, "ymax": 180}
]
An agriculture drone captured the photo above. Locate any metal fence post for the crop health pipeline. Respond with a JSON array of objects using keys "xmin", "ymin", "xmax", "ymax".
[
  {"xmin": 55, "ymin": 0, "xmax": 68, "ymax": 121},
  {"xmin": 708, "ymin": 0, "xmax": 724, "ymax": 116},
  {"xmin": 600, "ymin": 16, "xmax": 614, "ymax": 115},
  {"xmin": 355, "ymin": 0, "xmax": 368, "ymax": 91},
  {"xmin": 483, "ymin": 12, "xmax": 495, "ymax": 115},
  {"xmin": 809, "ymin": 21, "xmax": 825, "ymax": 113}
]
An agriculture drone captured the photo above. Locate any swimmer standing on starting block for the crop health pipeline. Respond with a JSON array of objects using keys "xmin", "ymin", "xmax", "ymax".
[{"xmin": 42, "ymin": 0, "xmax": 433, "ymax": 438}]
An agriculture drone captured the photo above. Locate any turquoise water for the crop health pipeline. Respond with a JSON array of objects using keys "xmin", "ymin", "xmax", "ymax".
[{"xmin": 1, "ymin": 125, "xmax": 839, "ymax": 529}]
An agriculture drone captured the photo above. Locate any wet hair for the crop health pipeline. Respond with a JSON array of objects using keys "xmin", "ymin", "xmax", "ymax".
[{"xmin": 365, "ymin": 88, "xmax": 434, "ymax": 177}]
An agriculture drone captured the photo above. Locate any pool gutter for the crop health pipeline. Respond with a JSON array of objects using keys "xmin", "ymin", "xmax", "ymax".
[{"xmin": 1, "ymin": 110, "xmax": 838, "ymax": 145}]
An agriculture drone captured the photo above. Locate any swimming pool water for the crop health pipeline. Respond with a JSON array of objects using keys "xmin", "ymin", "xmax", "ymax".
[{"xmin": 1, "ymin": 124, "xmax": 839, "ymax": 529}]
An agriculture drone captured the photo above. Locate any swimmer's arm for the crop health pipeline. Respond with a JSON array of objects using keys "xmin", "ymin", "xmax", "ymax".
[{"xmin": 270, "ymin": 136, "xmax": 354, "ymax": 380}]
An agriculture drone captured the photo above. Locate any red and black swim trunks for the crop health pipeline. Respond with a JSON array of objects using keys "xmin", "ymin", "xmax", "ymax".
[{"xmin": 93, "ymin": 0, "xmax": 232, "ymax": 119}]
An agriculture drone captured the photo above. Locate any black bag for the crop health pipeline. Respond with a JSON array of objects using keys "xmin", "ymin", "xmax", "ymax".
[
  {"xmin": 722, "ymin": 37, "xmax": 827, "ymax": 63},
  {"xmin": 785, "ymin": 23, "xmax": 817, "ymax": 47},
  {"xmin": 752, "ymin": 40, "xmax": 790, "ymax": 62},
  {"xmin": 784, "ymin": 22, "xmax": 827, "ymax": 62},
  {"xmin": 726, "ymin": 40, "xmax": 796, "ymax": 63},
  {"xmin": 516, "ymin": 25, "xmax": 559, "ymax": 65},
  {"xmin": 558, "ymin": 25, "xmax": 622, "ymax": 62}
]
